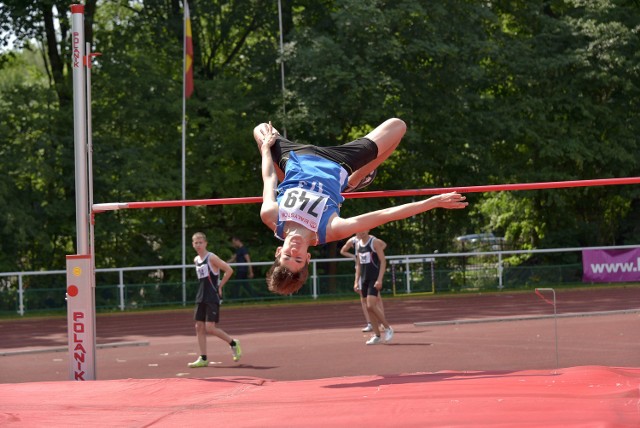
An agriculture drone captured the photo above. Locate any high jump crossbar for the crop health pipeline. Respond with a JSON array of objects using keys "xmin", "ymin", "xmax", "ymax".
[{"xmin": 92, "ymin": 176, "xmax": 640, "ymax": 212}]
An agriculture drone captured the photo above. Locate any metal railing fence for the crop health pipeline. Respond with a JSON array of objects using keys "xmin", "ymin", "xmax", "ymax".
[{"xmin": 1, "ymin": 245, "xmax": 637, "ymax": 315}]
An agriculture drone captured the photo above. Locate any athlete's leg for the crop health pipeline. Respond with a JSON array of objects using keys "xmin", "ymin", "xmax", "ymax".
[
  {"xmin": 205, "ymin": 321, "xmax": 233, "ymax": 343},
  {"xmin": 377, "ymin": 294, "xmax": 385, "ymax": 318},
  {"xmin": 367, "ymin": 307, "xmax": 382, "ymax": 337},
  {"xmin": 347, "ymin": 118, "xmax": 406, "ymax": 189},
  {"xmin": 195, "ymin": 321, "xmax": 207, "ymax": 355},
  {"xmin": 254, "ymin": 123, "xmax": 285, "ymax": 182},
  {"xmin": 205, "ymin": 322, "xmax": 241, "ymax": 362},
  {"xmin": 360, "ymin": 292, "xmax": 371, "ymax": 324},
  {"xmin": 367, "ymin": 294, "xmax": 390, "ymax": 330}
]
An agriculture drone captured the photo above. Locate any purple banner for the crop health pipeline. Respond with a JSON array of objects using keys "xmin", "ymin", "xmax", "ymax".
[{"xmin": 582, "ymin": 248, "xmax": 640, "ymax": 283}]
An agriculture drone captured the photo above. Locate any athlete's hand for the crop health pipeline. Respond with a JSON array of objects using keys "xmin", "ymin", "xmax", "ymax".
[
  {"xmin": 259, "ymin": 121, "xmax": 279, "ymax": 150},
  {"xmin": 374, "ymin": 280, "xmax": 382, "ymax": 290},
  {"xmin": 428, "ymin": 192, "xmax": 468, "ymax": 209}
]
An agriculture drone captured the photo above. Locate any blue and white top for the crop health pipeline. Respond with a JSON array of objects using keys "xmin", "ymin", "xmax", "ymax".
[{"xmin": 275, "ymin": 152, "xmax": 348, "ymax": 245}]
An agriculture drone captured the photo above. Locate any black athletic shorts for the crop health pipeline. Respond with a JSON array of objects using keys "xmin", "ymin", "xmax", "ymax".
[
  {"xmin": 360, "ymin": 280, "xmax": 379, "ymax": 298},
  {"xmin": 194, "ymin": 302, "xmax": 220, "ymax": 323},
  {"xmin": 270, "ymin": 136, "xmax": 379, "ymax": 175}
]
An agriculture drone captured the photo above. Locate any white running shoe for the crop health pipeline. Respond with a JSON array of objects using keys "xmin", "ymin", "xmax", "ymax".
[
  {"xmin": 361, "ymin": 323, "xmax": 373, "ymax": 332},
  {"xmin": 366, "ymin": 335, "xmax": 382, "ymax": 345},
  {"xmin": 188, "ymin": 356, "xmax": 208, "ymax": 368},
  {"xmin": 384, "ymin": 327, "xmax": 394, "ymax": 343},
  {"xmin": 345, "ymin": 169, "xmax": 377, "ymax": 192}
]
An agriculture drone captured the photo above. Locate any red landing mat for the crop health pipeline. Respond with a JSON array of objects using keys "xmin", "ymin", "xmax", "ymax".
[{"xmin": 1, "ymin": 365, "xmax": 639, "ymax": 427}]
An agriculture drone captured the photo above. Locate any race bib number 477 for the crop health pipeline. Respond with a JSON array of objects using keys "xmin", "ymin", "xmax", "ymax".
[{"xmin": 278, "ymin": 188, "xmax": 328, "ymax": 232}]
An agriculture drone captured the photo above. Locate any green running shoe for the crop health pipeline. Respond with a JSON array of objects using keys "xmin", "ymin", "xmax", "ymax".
[{"xmin": 231, "ymin": 339, "xmax": 242, "ymax": 362}]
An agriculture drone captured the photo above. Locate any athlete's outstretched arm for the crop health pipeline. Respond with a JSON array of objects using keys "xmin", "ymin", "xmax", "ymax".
[
  {"xmin": 254, "ymin": 122, "xmax": 285, "ymax": 182},
  {"xmin": 330, "ymin": 192, "xmax": 468, "ymax": 241},
  {"xmin": 259, "ymin": 122, "xmax": 279, "ymax": 229}
]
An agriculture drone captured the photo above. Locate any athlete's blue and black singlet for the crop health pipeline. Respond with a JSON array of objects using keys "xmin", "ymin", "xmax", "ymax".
[{"xmin": 275, "ymin": 152, "xmax": 349, "ymax": 245}]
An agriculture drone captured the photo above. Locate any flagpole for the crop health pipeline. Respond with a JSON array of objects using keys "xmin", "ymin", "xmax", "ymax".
[
  {"xmin": 277, "ymin": 0, "xmax": 287, "ymax": 138},
  {"xmin": 181, "ymin": 1, "xmax": 188, "ymax": 306}
]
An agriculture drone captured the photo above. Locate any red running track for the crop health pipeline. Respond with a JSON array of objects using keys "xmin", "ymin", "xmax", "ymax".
[{"xmin": 1, "ymin": 287, "xmax": 640, "ymax": 427}]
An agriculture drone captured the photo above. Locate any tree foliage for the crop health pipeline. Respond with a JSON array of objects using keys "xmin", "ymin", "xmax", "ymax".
[{"xmin": 0, "ymin": 0, "xmax": 638, "ymax": 276}]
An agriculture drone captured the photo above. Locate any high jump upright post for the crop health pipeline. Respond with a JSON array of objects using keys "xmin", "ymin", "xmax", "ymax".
[{"xmin": 67, "ymin": 3, "xmax": 97, "ymax": 381}]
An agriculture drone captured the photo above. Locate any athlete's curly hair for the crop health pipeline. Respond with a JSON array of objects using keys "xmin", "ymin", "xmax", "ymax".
[{"xmin": 266, "ymin": 259, "xmax": 309, "ymax": 295}]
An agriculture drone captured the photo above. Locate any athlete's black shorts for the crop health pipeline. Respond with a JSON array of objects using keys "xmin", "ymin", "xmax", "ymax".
[
  {"xmin": 360, "ymin": 280, "xmax": 379, "ymax": 298},
  {"xmin": 270, "ymin": 136, "xmax": 379, "ymax": 175},
  {"xmin": 194, "ymin": 302, "xmax": 220, "ymax": 323}
]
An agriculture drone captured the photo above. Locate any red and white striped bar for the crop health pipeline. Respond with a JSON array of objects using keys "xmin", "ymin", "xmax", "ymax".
[{"xmin": 92, "ymin": 176, "xmax": 640, "ymax": 212}]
